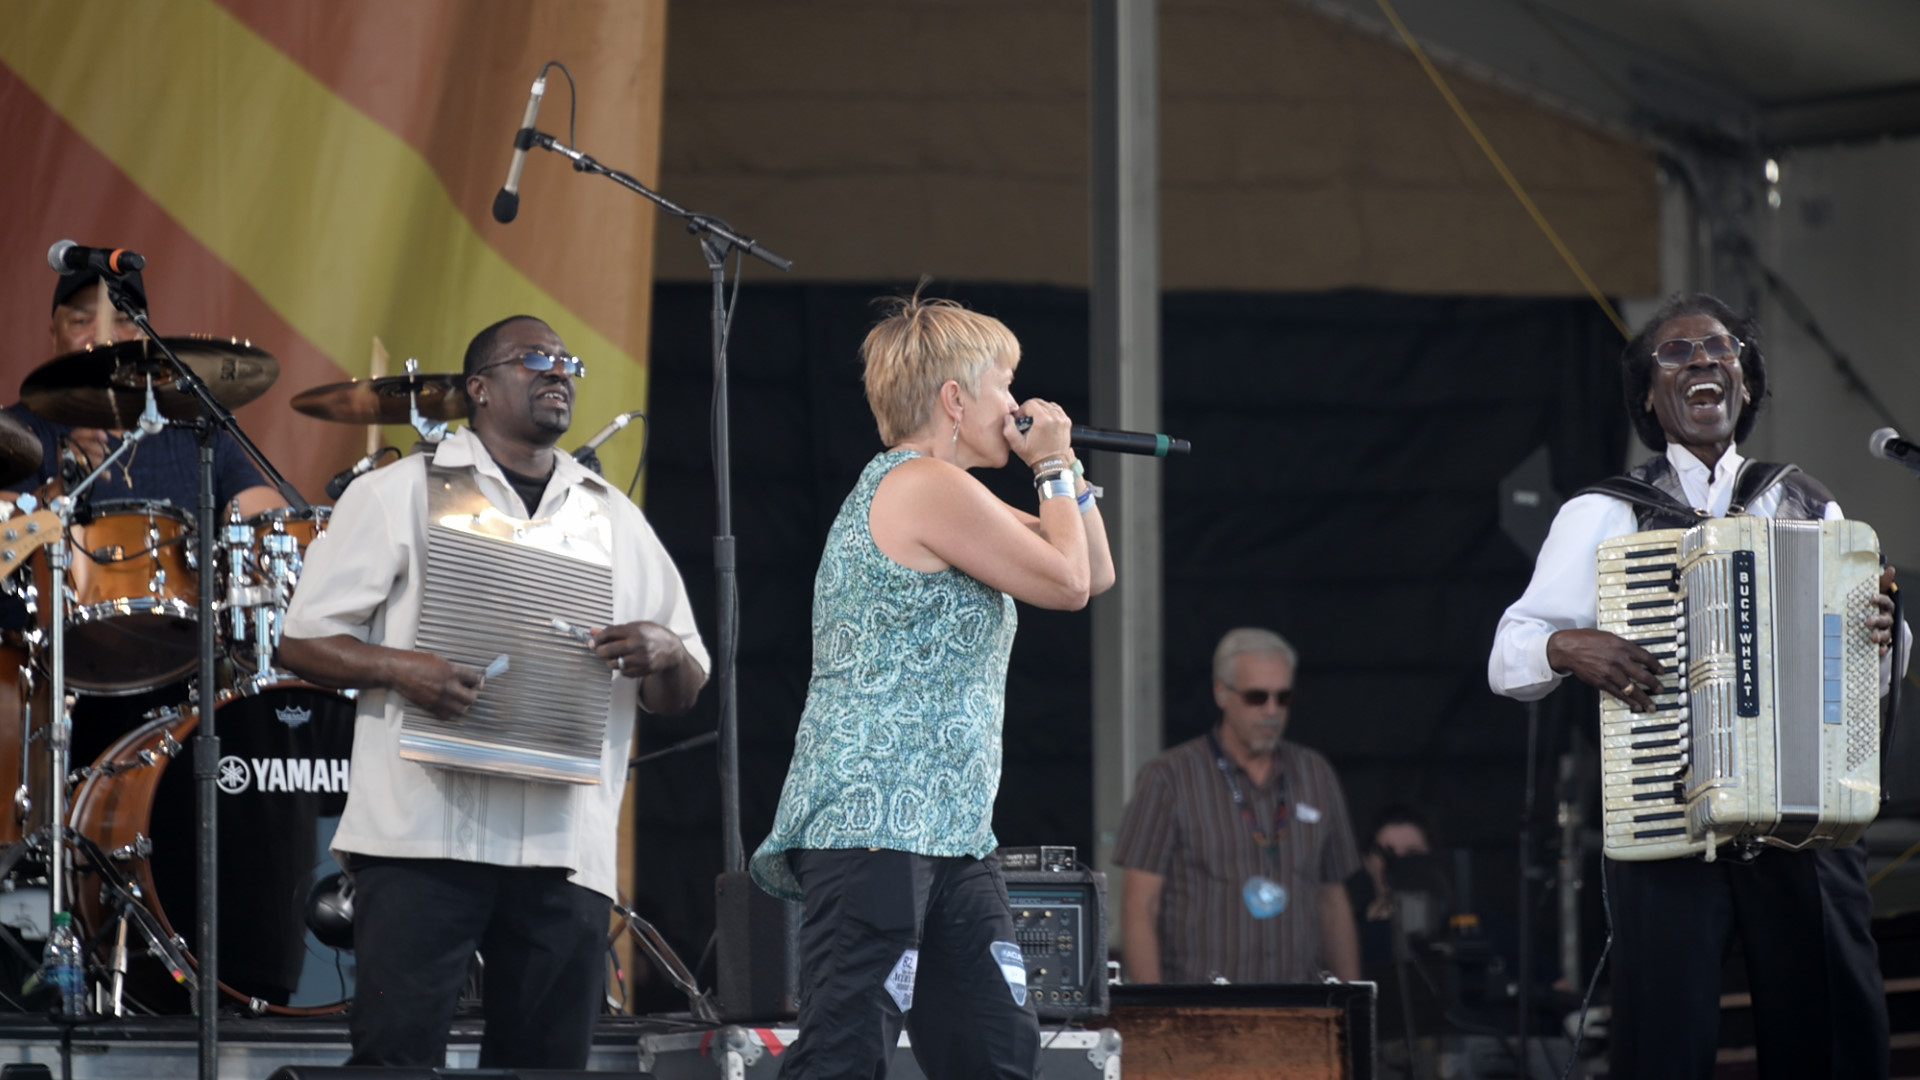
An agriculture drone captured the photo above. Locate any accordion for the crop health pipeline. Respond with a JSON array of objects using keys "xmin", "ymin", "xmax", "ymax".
[{"xmin": 1595, "ymin": 517, "xmax": 1883, "ymax": 861}]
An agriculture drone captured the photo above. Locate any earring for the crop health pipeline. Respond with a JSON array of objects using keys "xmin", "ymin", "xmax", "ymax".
[{"xmin": 950, "ymin": 421, "xmax": 959, "ymax": 449}]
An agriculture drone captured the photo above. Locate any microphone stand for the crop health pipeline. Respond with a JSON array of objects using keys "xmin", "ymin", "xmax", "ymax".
[
  {"xmin": 525, "ymin": 130, "xmax": 790, "ymax": 873},
  {"xmin": 100, "ymin": 273, "xmax": 305, "ymax": 1080}
]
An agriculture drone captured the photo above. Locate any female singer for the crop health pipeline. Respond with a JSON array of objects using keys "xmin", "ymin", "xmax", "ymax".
[{"xmin": 750, "ymin": 289, "xmax": 1114, "ymax": 1079}]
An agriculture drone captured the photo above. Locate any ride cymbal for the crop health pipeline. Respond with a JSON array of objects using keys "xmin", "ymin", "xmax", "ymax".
[
  {"xmin": 21, "ymin": 337, "xmax": 279, "ymax": 429},
  {"xmin": 290, "ymin": 373, "xmax": 468, "ymax": 425}
]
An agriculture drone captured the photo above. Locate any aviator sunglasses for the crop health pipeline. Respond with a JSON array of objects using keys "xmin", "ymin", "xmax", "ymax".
[
  {"xmin": 1226, "ymin": 685, "xmax": 1293, "ymax": 708},
  {"xmin": 477, "ymin": 350, "xmax": 587, "ymax": 379},
  {"xmin": 1651, "ymin": 333, "xmax": 1742, "ymax": 369}
]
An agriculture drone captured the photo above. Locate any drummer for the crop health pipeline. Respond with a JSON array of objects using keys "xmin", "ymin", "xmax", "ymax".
[
  {"xmin": 1, "ymin": 269, "xmax": 285, "ymax": 780},
  {"xmin": 3, "ymin": 269, "xmax": 283, "ymax": 515}
]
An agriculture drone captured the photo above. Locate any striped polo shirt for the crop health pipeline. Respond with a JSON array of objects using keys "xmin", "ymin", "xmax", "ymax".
[{"xmin": 1113, "ymin": 732, "xmax": 1361, "ymax": 983}]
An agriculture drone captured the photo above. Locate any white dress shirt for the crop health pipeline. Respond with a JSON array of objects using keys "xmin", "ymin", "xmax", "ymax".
[
  {"xmin": 1488, "ymin": 442, "xmax": 1902, "ymax": 701},
  {"xmin": 283, "ymin": 427, "xmax": 708, "ymax": 899}
]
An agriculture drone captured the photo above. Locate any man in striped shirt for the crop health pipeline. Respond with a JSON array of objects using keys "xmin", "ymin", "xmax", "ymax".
[{"xmin": 1114, "ymin": 627, "xmax": 1362, "ymax": 983}]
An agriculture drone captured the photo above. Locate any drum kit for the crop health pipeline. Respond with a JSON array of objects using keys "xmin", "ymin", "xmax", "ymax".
[{"xmin": 0, "ymin": 337, "xmax": 464, "ymax": 1017}]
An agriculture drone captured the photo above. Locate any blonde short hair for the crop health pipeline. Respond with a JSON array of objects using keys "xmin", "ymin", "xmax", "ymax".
[{"xmin": 861, "ymin": 286, "xmax": 1020, "ymax": 445}]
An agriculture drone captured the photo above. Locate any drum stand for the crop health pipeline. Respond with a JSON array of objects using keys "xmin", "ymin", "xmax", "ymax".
[
  {"xmin": 7, "ymin": 417, "xmax": 160, "ymax": 1012},
  {"xmin": 612, "ymin": 902, "xmax": 717, "ymax": 1022},
  {"xmin": 97, "ymin": 274, "xmax": 308, "ymax": 1080}
]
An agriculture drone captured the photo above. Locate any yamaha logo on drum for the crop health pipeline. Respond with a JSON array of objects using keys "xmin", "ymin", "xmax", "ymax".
[{"xmin": 215, "ymin": 755, "xmax": 351, "ymax": 795}]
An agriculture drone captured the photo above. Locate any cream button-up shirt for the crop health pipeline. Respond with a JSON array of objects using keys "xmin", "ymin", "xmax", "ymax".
[{"xmin": 283, "ymin": 427, "xmax": 708, "ymax": 899}]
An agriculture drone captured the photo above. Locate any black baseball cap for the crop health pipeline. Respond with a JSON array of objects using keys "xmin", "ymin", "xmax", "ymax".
[{"xmin": 51, "ymin": 269, "xmax": 145, "ymax": 316}]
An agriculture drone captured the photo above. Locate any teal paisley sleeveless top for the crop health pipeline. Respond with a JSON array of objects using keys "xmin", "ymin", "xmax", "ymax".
[{"xmin": 750, "ymin": 450, "xmax": 1018, "ymax": 900}]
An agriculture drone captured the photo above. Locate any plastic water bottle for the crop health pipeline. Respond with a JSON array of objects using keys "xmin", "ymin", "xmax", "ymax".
[
  {"xmin": 44, "ymin": 911, "xmax": 84, "ymax": 1018},
  {"xmin": 1242, "ymin": 875, "xmax": 1288, "ymax": 919}
]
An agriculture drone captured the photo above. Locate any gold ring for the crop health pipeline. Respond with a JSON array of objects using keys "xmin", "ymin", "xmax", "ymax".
[{"xmin": 1620, "ymin": 683, "xmax": 1636, "ymax": 697}]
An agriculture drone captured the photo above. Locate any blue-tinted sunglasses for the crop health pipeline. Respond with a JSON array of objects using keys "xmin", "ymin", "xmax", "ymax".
[{"xmin": 478, "ymin": 350, "xmax": 586, "ymax": 379}]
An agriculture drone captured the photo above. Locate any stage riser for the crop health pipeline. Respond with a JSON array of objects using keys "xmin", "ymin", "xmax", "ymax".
[{"xmin": 0, "ymin": 1042, "xmax": 642, "ymax": 1080}]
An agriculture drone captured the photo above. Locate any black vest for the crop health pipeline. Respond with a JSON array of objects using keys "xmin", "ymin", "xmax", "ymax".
[{"xmin": 1576, "ymin": 455, "xmax": 1834, "ymax": 531}]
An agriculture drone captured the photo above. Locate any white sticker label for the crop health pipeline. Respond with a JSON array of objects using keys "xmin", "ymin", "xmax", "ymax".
[
  {"xmin": 1297, "ymin": 803, "xmax": 1322, "ymax": 824},
  {"xmin": 991, "ymin": 941, "xmax": 1029, "ymax": 1006},
  {"xmin": 884, "ymin": 947, "xmax": 919, "ymax": 1012}
]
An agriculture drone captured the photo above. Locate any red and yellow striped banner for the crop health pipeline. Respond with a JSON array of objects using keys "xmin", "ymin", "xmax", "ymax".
[{"xmin": 0, "ymin": 0, "xmax": 668, "ymax": 498}]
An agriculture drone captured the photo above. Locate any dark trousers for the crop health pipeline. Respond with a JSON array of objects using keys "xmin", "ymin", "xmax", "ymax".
[
  {"xmin": 346, "ymin": 857, "xmax": 611, "ymax": 1069},
  {"xmin": 1608, "ymin": 843, "xmax": 1887, "ymax": 1080},
  {"xmin": 779, "ymin": 849, "xmax": 1041, "ymax": 1080}
]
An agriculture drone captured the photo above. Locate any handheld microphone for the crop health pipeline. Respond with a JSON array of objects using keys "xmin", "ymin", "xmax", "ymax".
[
  {"xmin": 1870, "ymin": 427, "xmax": 1920, "ymax": 478},
  {"xmin": 492, "ymin": 74, "xmax": 547, "ymax": 224},
  {"xmin": 47, "ymin": 240, "xmax": 145, "ymax": 275},
  {"xmin": 574, "ymin": 410, "xmax": 643, "ymax": 462},
  {"xmin": 1014, "ymin": 416, "xmax": 1191, "ymax": 457},
  {"xmin": 325, "ymin": 449, "xmax": 389, "ymax": 500}
]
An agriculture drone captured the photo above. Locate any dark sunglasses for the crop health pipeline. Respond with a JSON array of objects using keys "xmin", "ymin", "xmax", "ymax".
[
  {"xmin": 1651, "ymin": 333, "xmax": 1742, "ymax": 369},
  {"xmin": 478, "ymin": 350, "xmax": 586, "ymax": 379},
  {"xmin": 1228, "ymin": 685, "xmax": 1293, "ymax": 708}
]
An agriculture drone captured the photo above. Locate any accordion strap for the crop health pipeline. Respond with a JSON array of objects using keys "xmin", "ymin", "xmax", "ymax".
[
  {"xmin": 1576, "ymin": 459, "xmax": 1802, "ymax": 521},
  {"xmin": 1575, "ymin": 476, "xmax": 1702, "ymax": 521},
  {"xmin": 1728, "ymin": 460, "xmax": 1800, "ymax": 516}
]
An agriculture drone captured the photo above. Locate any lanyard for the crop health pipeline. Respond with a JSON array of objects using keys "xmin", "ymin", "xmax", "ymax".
[{"xmin": 1207, "ymin": 728, "xmax": 1288, "ymax": 871}]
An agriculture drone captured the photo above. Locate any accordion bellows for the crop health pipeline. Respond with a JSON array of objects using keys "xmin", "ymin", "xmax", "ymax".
[
  {"xmin": 1596, "ymin": 518, "xmax": 1882, "ymax": 861},
  {"xmin": 399, "ymin": 465, "xmax": 616, "ymax": 785}
]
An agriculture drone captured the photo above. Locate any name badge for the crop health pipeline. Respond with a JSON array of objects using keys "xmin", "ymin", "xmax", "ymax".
[{"xmin": 1297, "ymin": 803, "xmax": 1322, "ymax": 824}]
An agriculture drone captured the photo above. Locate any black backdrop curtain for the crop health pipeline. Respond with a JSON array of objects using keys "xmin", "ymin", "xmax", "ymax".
[{"xmin": 626, "ymin": 283, "xmax": 1625, "ymax": 1006}]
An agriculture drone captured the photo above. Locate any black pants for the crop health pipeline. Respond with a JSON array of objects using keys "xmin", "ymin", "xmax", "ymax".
[
  {"xmin": 1608, "ymin": 843, "xmax": 1887, "ymax": 1080},
  {"xmin": 780, "ymin": 849, "xmax": 1040, "ymax": 1080},
  {"xmin": 346, "ymin": 858, "xmax": 611, "ymax": 1069}
]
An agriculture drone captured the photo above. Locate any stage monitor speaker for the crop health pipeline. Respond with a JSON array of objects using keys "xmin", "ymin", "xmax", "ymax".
[{"xmin": 714, "ymin": 869, "xmax": 802, "ymax": 1021}]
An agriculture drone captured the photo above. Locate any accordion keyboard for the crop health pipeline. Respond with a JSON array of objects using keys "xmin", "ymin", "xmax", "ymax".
[{"xmin": 1595, "ymin": 528, "xmax": 1705, "ymax": 860}]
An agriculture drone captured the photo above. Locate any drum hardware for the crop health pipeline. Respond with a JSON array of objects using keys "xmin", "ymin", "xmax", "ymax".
[
  {"xmin": 223, "ymin": 506, "xmax": 330, "ymax": 689},
  {"xmin": 613, "ymin": 901, "xmax": 718, "ymax": 1023},
  {"xmin": 33, "ymin": 421, "xmax": 155, "ymax": 1009},
  {"xmin": 26, "ymin": 279, "xmax": 308, "ymax": 1054},
  {"xmin": 0, "ymin": 393, "xmax": 165, "ymax": 1016},
  {"xmin": 64, "ymin": 826, "xmax": 197, "ymax": 1019}
]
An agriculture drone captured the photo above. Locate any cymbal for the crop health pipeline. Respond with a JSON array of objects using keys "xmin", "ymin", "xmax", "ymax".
[
  {"xmin": 21, "ymin": 337, "xmax": 280, "ymax": 430},
  {"xmin": 0, "ymin": 410, "xmax": 44, "ymax": 489},
  {"xmin": 290, "ymin": 373, "xmax": 468, "ymax": 425}
]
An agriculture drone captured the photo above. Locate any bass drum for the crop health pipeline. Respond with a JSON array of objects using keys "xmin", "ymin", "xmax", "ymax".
[{"xmin": 69, "ymin": 680, "xmax": 356, "ymax": 1014}]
